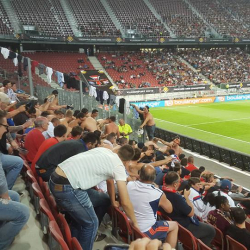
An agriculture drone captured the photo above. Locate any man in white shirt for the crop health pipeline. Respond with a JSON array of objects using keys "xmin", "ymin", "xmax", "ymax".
[
  {"xmin": 127, "ymin": 164, "xmax": 178, "ymax": 249},
  {"xmin": 42, "ymin": 118, "xmax": 60, "ymax": 139},
  {"xmin": 49, "ymin": 145, "xmax": 138, "ymax": 250}
]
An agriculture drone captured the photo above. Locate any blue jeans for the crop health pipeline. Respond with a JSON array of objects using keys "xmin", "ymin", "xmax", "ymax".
[
  {"xmin": 0, "ymin": 190, "xmax": 30, "ymax": 250},
  {"xmin": 145, "ymin": 125, "xmax": 155, "ymax": 141},
  {"xmin": 1, "ymin": 154, "xmax": 23, "ymax": 190},
  {"xmin": 49, "ymin": 179, "xmax": 99, "ymax": 250}
]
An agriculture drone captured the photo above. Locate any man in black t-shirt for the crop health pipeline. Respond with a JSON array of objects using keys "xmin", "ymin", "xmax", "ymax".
[
  {"xmin": 13, "ymin": 107, "xmax": 36, "ymax": 134},
  {"xmin": 36, "ymin": 133, "xmax": 97, "ymax": 181},
  {"xmin": 227, "ymin": 207, "xmax": 250, "ymax": 249},
  {"xmin": 160, "ymin": 172, "xmax": 215, "ymax": 246}
]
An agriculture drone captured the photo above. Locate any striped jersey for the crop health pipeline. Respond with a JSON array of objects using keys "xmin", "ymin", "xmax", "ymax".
[
  {"xmin": 127, "ymin": 181, "xmax": 163, "ymax": 232},
  {"xmin": 59, "ymin": 147, "xmax": 126, "ymax": 190}
]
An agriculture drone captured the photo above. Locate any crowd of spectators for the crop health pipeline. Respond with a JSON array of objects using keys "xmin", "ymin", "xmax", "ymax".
[
  {"xmin": 1, "ymin": 78, "xmax": 250, "ymax": 250},
  {"xmin": 99, "ymin": 50, "xmax": 208, "ymax": 89},
  {"xmin": 179, "ymin": 47, "xmax": 250, "ymax": 84},
  {"xmin": 189, "ymin": 0, "xmax": 250, "ymax": 38},
  {"xmin": 107, "ymin": 0, "xmax": 170, "ymax": 38},
  {"xmin": 150, "ymin": 0, "xmax": 207, "ymax": 38}
]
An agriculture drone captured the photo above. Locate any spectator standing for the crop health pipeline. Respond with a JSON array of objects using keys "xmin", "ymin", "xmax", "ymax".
[
  {"xmin": 131, "ymin": 104, "xmax": 155, "ymax": 141},
  {"xmin": 49, "ymin": 145, "xmax": 138, "ymax": 250}
]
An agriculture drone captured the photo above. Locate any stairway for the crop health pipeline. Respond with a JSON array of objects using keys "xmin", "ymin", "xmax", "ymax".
[
  {"xmin": 100, "ymin": 0, "xmax": 125, "ymax": 38},
  {"xmin": 88, "ymin": 56, "xmax": 115, "ymax": 85},
  {"xmin": 59, "ymin": 0, "xmax": 82, "ymax": 37},
  {"xmin": 178, "ymin": 56, "xmax": 213, "ymax": 85},
  {"xmin": 2, "ymin": 0, "xmax": 21, "ymax": 33},
  {"xmin": 183, "ymin": 0, "xmax": 221, "ymax": 38},
  {"xmin": 35, "ymin": 68, "xmax": 61, "ymax": 89},
  {"xmin": 143, "ymin": 0, "xmax": 176, "ymax": 38}
]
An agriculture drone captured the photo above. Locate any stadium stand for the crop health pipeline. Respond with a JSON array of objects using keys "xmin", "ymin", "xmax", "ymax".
[
  {"xmin": 11, "ymin": 0, "xmax": 73, "ymax": 37},
  {"xmin": 188, "ymin": 0, "xmax": 250, "ymax": 38},
  {"xmin": 0, "ymin": 1, "xmax": 13, "ymax": 35},
  {"xmin": 97, "ymin": 49, "xmax": 206, "ymax": 88},
  {"xmin": 106, "ymin": 0, "xmax": 169, "ymax": 38},
  {"xmin": 149, "ymin": 0, "xmax": 207, "ymax": 38},
  {"xmin": 178, "ymin": 47, "xmax": 250, "ymax": 84},
  {"xmin": 22, "ymin": 52, "xmax": 95, "ymax": 73},
  {"xmin": 68, "ymin": 0, "xmax": 121, "ymax": 37}
]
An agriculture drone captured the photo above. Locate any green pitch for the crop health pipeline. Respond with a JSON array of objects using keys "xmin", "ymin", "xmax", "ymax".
[{"xmin": 150, "ymin": 100, "xmax": 250, "ymax": 155}]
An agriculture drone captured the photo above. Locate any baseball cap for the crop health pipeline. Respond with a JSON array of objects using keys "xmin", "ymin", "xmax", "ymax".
[
  {"xmin": 0, "ymin": 92, "xmax": 10, "ymax": 104},
  {"xmin": 220, "ymin": 179, "xmax": 232, "ymax": 191}
]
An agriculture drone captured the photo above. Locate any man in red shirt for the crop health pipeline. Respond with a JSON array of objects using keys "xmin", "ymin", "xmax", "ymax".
[
  {"xmin": 186, "ymin": 156, "xmax": 198, "ymax": 172},
  {"xmin": 31, "ymin": 124, "xmax": 67, "ymax": 173},
  {"xmin": 24, "ymin": 116, "xmax": 49, "ymax": 162}
]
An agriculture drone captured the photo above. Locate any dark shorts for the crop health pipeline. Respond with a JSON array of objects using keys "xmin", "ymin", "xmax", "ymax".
[
  {"xmin": 144, "ymin": 221, "xmax": 169, "ymax": 241},
  {"xmin": 145, "ymin": 124, "xmax": 155, "ymax": 141}
]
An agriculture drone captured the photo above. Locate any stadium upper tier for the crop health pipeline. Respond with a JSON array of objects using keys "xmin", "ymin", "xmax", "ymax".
[{"xmin": 1, "ymin": 0, "xmax": 250, "ymax": 38}]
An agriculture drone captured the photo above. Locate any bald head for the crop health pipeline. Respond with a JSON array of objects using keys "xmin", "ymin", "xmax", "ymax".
[
  {"xmin": 119, "ymin": 119, "xmax": 125, "ymax": 126},
  {"xmin": 139, "ymin": 164, "xmax": 156, "ymax": 183}
]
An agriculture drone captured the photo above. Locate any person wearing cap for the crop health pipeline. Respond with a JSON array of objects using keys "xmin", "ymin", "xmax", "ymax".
[
  {"xmin": 226, "ymin": 207, "xmax": 250, "ymax": 249},
  {"xmin": 212, "ymin": 179, "xmax": 236, "ymax": 207},
  {"xmin": 131, "ymin": 104, "xmax": 155, "ymax": 141}
]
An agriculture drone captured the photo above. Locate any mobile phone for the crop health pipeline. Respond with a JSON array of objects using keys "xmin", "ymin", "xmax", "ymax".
[{"xmin": 104, "ymin": 244, "xmax": 129, "ymax": 250}]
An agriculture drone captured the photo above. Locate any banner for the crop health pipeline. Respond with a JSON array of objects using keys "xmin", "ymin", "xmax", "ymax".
[
  {"xmin": 117, "ymin": 88, "xmax": 159, "ymax": 96},
  {"xmin": 80, "ymin": 70, "xmax": 113, "ymax": 94},
  {"xmin": 161, "ymin": 85, "xmax": 211, "ymax": 93},
  {"xmin": 224, "ymin": 94, "xmax": 250, "ymax": 102},
  {"xmin": 164, "ymin": 97, "xmax": 215, "ymax": 107},
  {"xmin": 131, "ymin": 100, "xmax": 165, "ymax": 108}
]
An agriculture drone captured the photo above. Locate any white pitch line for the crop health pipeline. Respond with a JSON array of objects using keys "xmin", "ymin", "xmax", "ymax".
[
  {"xmin": 187, "ymin": 117, "xmax": 250, "ymax": 127},
  {"xmin": 155, "ymin": 118, "xmax": 250, "ymax": 145}
]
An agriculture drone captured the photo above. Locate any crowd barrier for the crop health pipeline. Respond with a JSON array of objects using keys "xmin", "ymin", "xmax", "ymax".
[
  {"xmin": 155, "ymin": 127, "xmax": 250, "ymax": 172},
  {"xmin": 36, "ymin": 86, "xmax": 142, "ymax": 142}
]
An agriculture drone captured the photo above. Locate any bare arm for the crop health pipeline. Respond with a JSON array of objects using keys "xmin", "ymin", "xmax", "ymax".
[
  {"xmin": 184, "ymin": 189, "xmax": 194, "ymax": 217},
  {"xmin": 131, "ymin": 104, "xmax": 144, "ymax": 114},
  {"xmin": 140, "ymin": 116, "xmax": 150, "ymax": 128},
  {"xmin": 6, "ymin": 105, "xmax": 26, "ymax": 118},
  {"xmin": 116, "ymin": 180, "xmax": 138, "ymax": 228},
  {"xmin": 107, "ymin": 179, "xmax": 118, "ymax": 206},
  {"xmin": 159, "ymin": 193, "xmax": 173, "ymax": 213}
]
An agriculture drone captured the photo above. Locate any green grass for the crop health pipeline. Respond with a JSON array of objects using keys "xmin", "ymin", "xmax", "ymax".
[{"xmin": 150, "ymin": 100, "xmax": 250, "ymax": 155}]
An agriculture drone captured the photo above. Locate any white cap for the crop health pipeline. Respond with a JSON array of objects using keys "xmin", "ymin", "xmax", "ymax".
[{"xmin": 0, "ymin": 92, "xmax": 10, "ymax": 104}]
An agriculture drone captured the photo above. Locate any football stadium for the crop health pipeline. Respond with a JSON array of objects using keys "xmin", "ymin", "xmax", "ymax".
[{"xmin": 1, "ymin": 0, "xmax": 250, "ymax": 250}]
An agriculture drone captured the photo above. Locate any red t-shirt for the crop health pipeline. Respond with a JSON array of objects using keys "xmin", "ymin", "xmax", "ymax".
[
  {"xmin": 186, "ymin": 163, "xmax": 198, "ymax": 172},
  {"xmin": 24, "ymin": 128, "xmax": 45, "ymax": 162},
  {"xmin": 31, "ymin": 137, "xmax": 59, "ymax": 172}
]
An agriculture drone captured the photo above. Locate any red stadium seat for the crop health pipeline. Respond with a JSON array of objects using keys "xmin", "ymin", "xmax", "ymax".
[
  {"xmin": 113, "ymin": 207, "xmax": 133, "ymax": 243},
  {"xmin": 197, "ymin": 239, "xmax": 212, "ymax": 250},
  {"xmin": 39, "ymin": 198, "xmax": 55, "ymax": 235},
  {"xmin": 31, "ymin": 182, "xmax": 44, "ymax": 215},
  {"xmin": 130, "ymin": 223, "xmax": 148, "ymax": 240},
  {"xmin": 226, "ymin": 235, "xmax": 247, "ymax": 250},
  {"xmin": 57, "ymin": 213, "xmax": 72, "ymax": 249},
  {"xmin": 178, "ymin": 223, "xmax": 198, "ymax": 250},
  {"xmin": 48, "ymin": 221, "xmax": 69, "ymax": 250},
  {"xmin": 71, "ymin": 238, "xmax": 82, "ymax": 250}
]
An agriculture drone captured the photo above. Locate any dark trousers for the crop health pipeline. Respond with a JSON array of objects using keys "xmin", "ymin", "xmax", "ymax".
[{"xmin": 187, "ymin": 222, "xmax": 216, "ymax": 246}]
